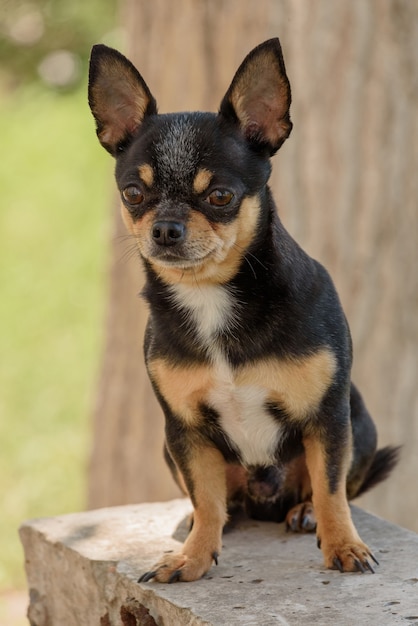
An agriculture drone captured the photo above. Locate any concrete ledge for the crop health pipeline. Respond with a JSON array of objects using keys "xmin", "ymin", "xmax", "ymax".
[{"xmin": 20, "ymin": 499, "xmax": 418, "ymax": 625}]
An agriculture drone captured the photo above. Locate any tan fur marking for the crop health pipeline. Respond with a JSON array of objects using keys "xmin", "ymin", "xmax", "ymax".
[
  {"xmin": 149, "ymin": 195, "xmax": 260, "ymax": 285},
  {"xmin": 303, "ymin": 436, "xmax": 372, "ymax": 571},
  {"xmin": 121, "ymin": 203, "xmax": 155, "ymax": 248},
  {"xmin": 193, "ymin": 168, "xmax": 213, "ymax": 194},
  {"xmin": 235, "ymin": 348, "xmax": 337, "ymax": 419},
  {"xmin": 184, "ymin": 446, "xmax": 227, "ymax": 549},
  {"xmin": 208, "ymin": 194, "xmax": 261, "ymax": 284},
  {"xmin": 148, "ymin": 359, "xmax": 214, "ymax": 426},
  {"xmin": 150, "ymin": 349, "xmax": 336, "ymax": 427},
  {"xmin": 121, "ymin": 195, "xmax": 261, "ymax": 286},
  {"xmin": 138, "ymin": 163, "xmax": 154, "ymax": 188},
  {"xmin": 120, "ymin": 202, "xmax": 135, "ymax": 232},
  {"xmin": 304, "ymin": 436, "xmax": 355, "ymax": 541},
  {"xmin": 149, "ymin": 446, "xmax": 227, "ymax": 582}
]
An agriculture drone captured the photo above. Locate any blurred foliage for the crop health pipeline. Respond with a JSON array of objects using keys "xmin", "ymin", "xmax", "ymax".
[
  {"xmin": 0, "ymin": 0, "xmax": 118, "ymax": 592},
  {"xmin": 0, "ymin": 0, "xmax": 118, "ymax": 89},
  {"xmin": 0, "ymin": 82, "xmax": 112, "ymax": 589}
]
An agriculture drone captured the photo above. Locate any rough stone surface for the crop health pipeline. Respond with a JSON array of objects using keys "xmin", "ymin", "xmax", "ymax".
[{"xmin": 20, "ymin": 499, "xmax": 418, "ymax": 626}]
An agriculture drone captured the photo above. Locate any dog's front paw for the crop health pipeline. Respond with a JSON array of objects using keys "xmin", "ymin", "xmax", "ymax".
[
  {"xmin": 138, "ymin": 550, "xmax": 219, "ymax": 584},
  {"xmin": 321, "ymin": 539, "xmax": 379, "ymax": 574}
]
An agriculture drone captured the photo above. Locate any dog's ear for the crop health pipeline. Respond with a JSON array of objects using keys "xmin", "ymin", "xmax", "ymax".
[
  {"xmin": 219, "ymin": 38, "xmax": 292, "ymax": 155},
  {"xmin": 88, "ymin": 44, "xmax": 157, "ymax": 155}
]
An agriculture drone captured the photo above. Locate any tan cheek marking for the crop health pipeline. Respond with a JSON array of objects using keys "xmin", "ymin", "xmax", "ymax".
[
  {"xmin": 120, "ymin": 203, "xmax": 156, "ymax": 256},
  {"xmin": 193, "ymin": 168, "xmax": 213, "ymax": 194},
  {"xmin": 120, "ymin": 203, "xmax": 135, "ymax": 234},
  {"xmin": 138, "ymin": 163, "xmax": 154, "ymax": 187},
  {"xmin": 148, "ymin": 359, "xmax": 214, "ymax": 426},
  {"xmin": 208, "ymin": 195, "xmax": 260, "ymax": 283},
  {"xmin": 129, "ymin": 195, "xmax": 260, "ymax": 286},
  {"xmin": 235, "ymin": 348, "xmax": 337, "ymax": 419},
  {"xmin": 233, "ymin": 194, "xmax": 261, "ymax": 254},
  {"xmin": 148, "ymin": 210, "xmax": 224, "ymax": 284},
  {"xmin": 187, "ymin": 210, "xmax": 217, "ymax": 241},
  {"xmin": 185, "ymin": 194, "xmax": 260, "ymax": 285}
]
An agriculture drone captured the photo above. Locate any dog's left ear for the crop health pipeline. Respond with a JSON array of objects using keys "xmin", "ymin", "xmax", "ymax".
[
  {"xmin": 88, "ymin": 44, "xmax": 157, "ymax": 155},
  {"xmin": 219, "ymin": 38, "xmax": 292, "ymax": 155}
]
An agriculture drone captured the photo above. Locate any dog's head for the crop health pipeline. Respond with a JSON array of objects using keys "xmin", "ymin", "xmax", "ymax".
[{"xmin": 88, "ymin": 39, "xmax": 292, "ymax": 285}]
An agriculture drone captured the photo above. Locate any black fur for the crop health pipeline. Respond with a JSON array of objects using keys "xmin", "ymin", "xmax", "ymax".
[{"xmin": 88, "ymin": 38, "xmax": 399, "ymax": 581}]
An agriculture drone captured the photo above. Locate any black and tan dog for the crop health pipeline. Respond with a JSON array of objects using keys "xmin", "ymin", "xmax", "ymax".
[{"xmin": 88, "ymin": 38, "xmax": 399, "ymax": 583}]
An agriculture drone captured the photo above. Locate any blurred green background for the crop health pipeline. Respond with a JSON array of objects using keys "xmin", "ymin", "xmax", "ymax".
[{"xmin": 0, "ymin": 0, "xmax": 117, "ymax": 591}]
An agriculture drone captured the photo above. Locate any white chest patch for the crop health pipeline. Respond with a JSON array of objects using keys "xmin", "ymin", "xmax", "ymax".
[
  {"xmin": 169, "ymin": 283, "xmax": 281, "ymax": 465},
  {"xmin": 209, "ymin": 360, "xmax": 282, "ymax": 467},
  {"xmin": 169, "ymin": 283, "xmax": 238, "ymax": 347}
]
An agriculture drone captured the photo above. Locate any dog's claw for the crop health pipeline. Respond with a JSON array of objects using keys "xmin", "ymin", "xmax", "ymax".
[
  {"xmin": 316, "ymin": 536, "xmax": 321, "ymax": 549},
  {"xmin": 330, "ymin": 553, "xmax": 376, "ymax": 574},
  {"xmin": 354, "ymin": 558, "xmax": 366, "ymax": 573},
  {"xmin": 212, "ymin": 551, "xmax": 219, "ymax": 566},
  {"xmin": 138, "ymin": 570, "xmax": 157, "ymax": 583},
  {"xmin": 168, "ymin": 570, "xmax": 182, "ymax": 584},
  {"xmin": 370, "ymin": 553, "xmax": 379, "ymax": 566}
]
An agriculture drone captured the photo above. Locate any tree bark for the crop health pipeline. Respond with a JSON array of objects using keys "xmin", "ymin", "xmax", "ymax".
[{"xmin": 88, "ymin": 0, "xmax": 418, "ymax": 531}]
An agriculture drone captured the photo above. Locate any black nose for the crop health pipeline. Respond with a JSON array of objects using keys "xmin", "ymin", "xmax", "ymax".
[{"xmin": 152, "ymin": 220, "xmax": 186, "ymax": 246}]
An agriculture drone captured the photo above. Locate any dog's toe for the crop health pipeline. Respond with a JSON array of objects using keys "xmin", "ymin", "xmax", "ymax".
[
  {"xmin": 285, "ymin": 501, "xmax": 317, "ymax": 533},
  {"xmin": 138, "ymin": 550, "xmax": 218, "ymax": 584},
  {"xmin": 324, "ymin": 540, "xmax": 378, "ymax": 574}
]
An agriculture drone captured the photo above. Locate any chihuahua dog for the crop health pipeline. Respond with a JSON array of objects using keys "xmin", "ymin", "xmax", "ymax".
[{"xmin": 88, "ymin": 38, "xmax": 398, "ymax": 583}]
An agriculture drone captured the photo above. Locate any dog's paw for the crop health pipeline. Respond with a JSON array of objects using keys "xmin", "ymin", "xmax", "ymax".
[
  {"xmin": 321, "ymin": 539, "xmax": 379, "ymax": 574},
  {"xmin": 285, "ymin": 501, "xmax": 316, "ymax": 532},
  {"xmin": 138, "ymin": 550, "xmax": 219, "ymax": 584}
]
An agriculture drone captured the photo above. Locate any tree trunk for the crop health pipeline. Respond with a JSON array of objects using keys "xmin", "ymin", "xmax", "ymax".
[{"xmin": 88, "ymin": 0, "xmax": 418, "ymax": 532}]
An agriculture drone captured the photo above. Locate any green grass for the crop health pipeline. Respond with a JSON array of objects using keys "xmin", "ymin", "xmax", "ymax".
[{"xmin": 0, "ymin": 83, "xmax": 112, "ymax": 588}]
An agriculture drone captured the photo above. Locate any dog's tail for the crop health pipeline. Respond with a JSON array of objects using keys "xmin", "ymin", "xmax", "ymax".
[{"xmin": 355, "ymin": 445, "xmax": 401, "ymax": 498}]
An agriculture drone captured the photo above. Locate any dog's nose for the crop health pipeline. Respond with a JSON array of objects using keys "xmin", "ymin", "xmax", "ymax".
[{"xmin": 152, "ymin": 220, "xmax": 186, "ymax": 246}]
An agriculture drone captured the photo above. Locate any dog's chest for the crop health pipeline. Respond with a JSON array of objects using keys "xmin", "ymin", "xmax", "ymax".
[
  {"xmin": 169, "ymin": 283, "xmax": 282, "ymax": 466},
  {"xmin": 208, "ymin": 360, "xmax": 282, "ymax": 466},
  {"xmin": 169, "ymin": 283, "xmax": 238, "ymax": 349}
]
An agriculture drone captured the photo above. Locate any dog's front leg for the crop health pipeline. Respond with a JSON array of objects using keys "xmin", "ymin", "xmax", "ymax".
[
  {"xmin": 139, "ymin": 445, "xmax": 227, "ymax": 583},
  {"xmin": 303, "ymin": 416, "xmax": 378, "ymax": 574}
]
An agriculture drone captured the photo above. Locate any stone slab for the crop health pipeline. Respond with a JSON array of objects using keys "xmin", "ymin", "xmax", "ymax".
[{"xmin": 20, "ymin": 499, "xmax": 418, "ymax": 625}]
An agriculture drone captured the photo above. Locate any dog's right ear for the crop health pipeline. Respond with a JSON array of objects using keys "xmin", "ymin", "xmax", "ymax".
[{"xmin": 88, "ymin": 44, "xmax": 157, "ymax": 156}]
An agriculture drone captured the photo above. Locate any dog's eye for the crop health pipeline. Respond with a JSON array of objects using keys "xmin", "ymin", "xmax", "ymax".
[
  {"xmin": 206, "ymin": 189, "xmax": 234, "ymax": 207},
  {"xmin": 122, "ymin": 186, "xmax": 144, "ymax": 205}
]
